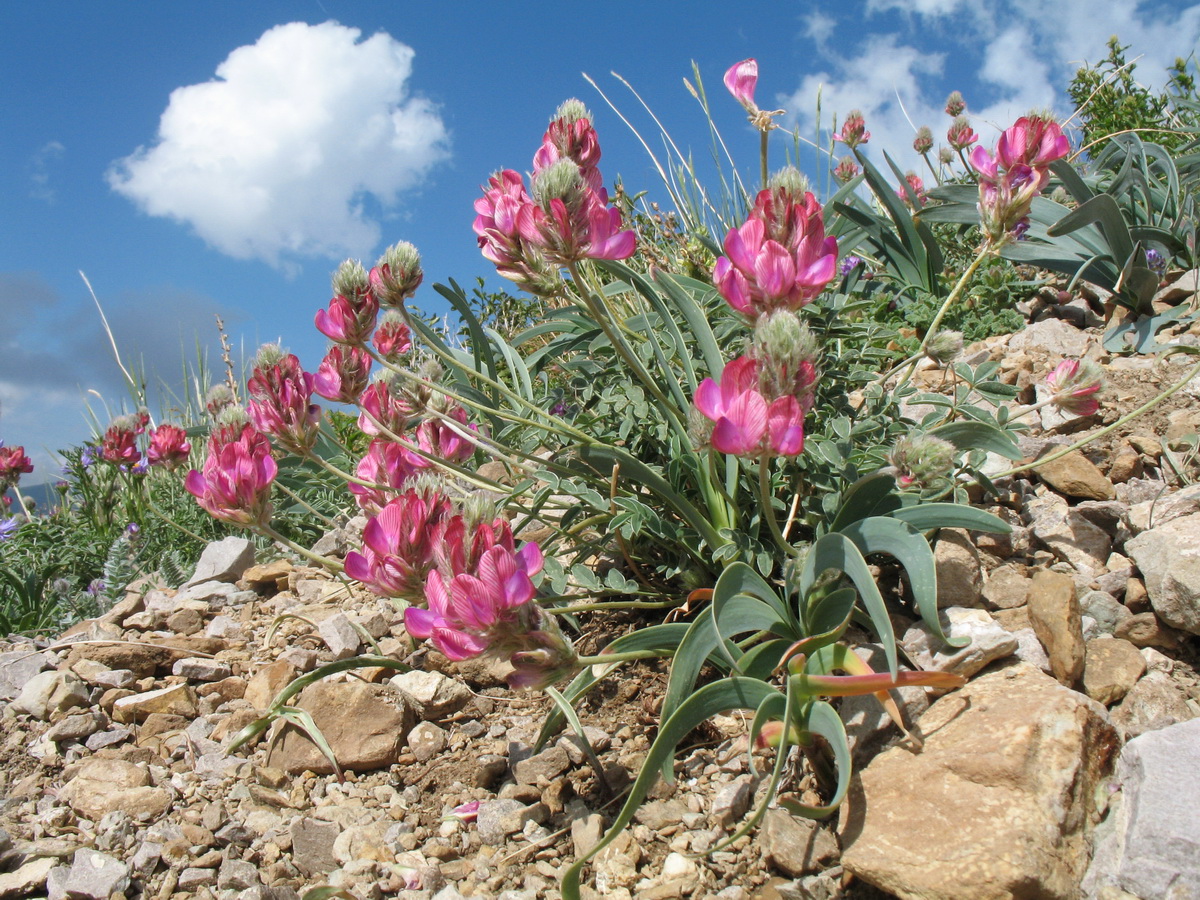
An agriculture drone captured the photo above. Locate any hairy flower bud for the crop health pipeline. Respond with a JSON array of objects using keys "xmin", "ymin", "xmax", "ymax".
[
  {"xmin": 1045, "ymin": 358, "xmax": 1104, "ymax": 416},
  {"xmin": 373, "ymin": 310, "xmax": 413, "ymax": 361},
  {"xmin": 947, "ymin": 116, "xmax": 978, "ymax": 151},
  {"xmin": 889, "ymin": 434, "xmax": 957, "ymax": 489},
  {"xmin": 332, "ymin": 259, "xmax": 371, "ymax": 300},
  {"xmin": 205, "ymin": 384, "xmax": 236, "ymax": 420},
  {"xmin": 370, "ymin": 242, "xmax": 424, "ymax": 307},
  {"xmin": 945, "ymin": 91, "xmax": 966, "ymax": 117},
  {"xmin": 913, "ymin": 126, "xmax": 934, "ymax": 155},
  {"xmin": 767, "ymin": 166, "xmax": 810, "ymax": 198},
  {"xmin": 924, "ymin": 330, "xmax": 963, "ymax": 367},
  {"xmin": 835, "ymin": 110, "xmax": 870, "ymax": 149},
  {"xmin": 531, "ymin": 158, "xmax": 587, "ymax": 211},
  {"xmin": 833, "ymin": 157, "xmax": 861, "ymax": 184}
]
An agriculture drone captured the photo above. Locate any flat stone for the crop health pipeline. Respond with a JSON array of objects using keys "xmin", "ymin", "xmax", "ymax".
[
  {"xmin": 0, "ymin": 649, "xmax": 52, "ymax": 701},
  {"xmin": 982, "ymin": 563, "xmax": 1031, "ymax": 610},
  {"xmin": 317, "ymin": 612, "xmax": 361, "ymax": 660},
  {"xmin": 1084, "ymin": 719, "xmax": 1200, "ymax": 899},
  {"xmin": 390, "ymin": 670, "xmax": 473, "ymax": 719},
  {"xmin": 711, "ymin": 775, "xmax": 755, "ymax": 830},
  {"xmin": 407, "ymin": 721, "xmax": 447, "ymax": 763},
  {"xmin": 1082, "ymin": 639, "xmax": 1146, "ymax": 705},
  {"xmin": 1128, "ymin": 483, "xmax": 1200, "ymax": 533},
  {"xmin": 1111, "ymin": 671, "xmax": 1196, "ymax": 739},
  {"xmin": 934, "ymin": 529, "xmax": 983, "ymax": 608},
  {"xmin": 171, "ymin": 657, "xmax": 232, "ymax": 681},
  {"xmin": 242, "ymin": 559, "xmax": 293, "ymax": 589},
  {"xmin": 64, "ymin": 642, "xmax": 174, "ymax": 678},
  {"xmin": 10, "ymin": 670, "xmax": 88, "ymax": 721},
  {"xmin": 217, "ymin": 857, "xmax": 261, "ymax": 891},
  {"xmin": 290, "ymin": 818, "xmax": 341, "ymax": 876},
  {"xmin": 45, "ymin": 710, "xmax": 106, "ymax": 744},
  {"xmin": 1031, "ymin": 507, "xmax": 1112, "ymax": 578},
  {"xmin": 112, "ymin": 683, "xmax": 197, "ymax": 724},
  {"xmin": 244, "ymin": 659, "xmax": 299, "ymax": 710},
  {"xmin": 63, "ymin": 848, "xmax": 130, "ymax": 900},
  {"xmin": 267, "ymin": 680, "xmax": 415, "ymax": 774},
  {"xmin": 0, "ymin": 856, "xmax": 57, "ymax": 898},
  {"xmin": 512, "ymin": 746, "xmax": 569, "ymax": 785},
  {"xmin": 762, "ymin": 808, "xmax": 839, "ymax": 877},
  {"xmin": 1035, "ymin": 448, "xmax": 1116, "ymax": 501},
  {"xmin": 1125, "ymin": 513, "xmax": 1200, "ymax": 635},
  {"xmin": 476, "ymin": 799, "xmax": 528, "ymax": 845},
  {"xmin": 183, "ymin": 536, "xmax": 256, "ymax": 586},
  {"xmin": 58, "ymin": 757, "xmax": 171, "ymax": 822},
  {"xmin": 571, "ymin": 813, "xmax": 604, "ymax": 858},
  {"xmin": 841, "ymin": 665, "xmax": 1118, "ymax": 900},
  {"xmin": 901, "ymin": 607, "xmax": 1017, "ymax": 678},
  {"xmin": 1028, "ymin": 569, "xmax": 1085, "ymax": 686}
]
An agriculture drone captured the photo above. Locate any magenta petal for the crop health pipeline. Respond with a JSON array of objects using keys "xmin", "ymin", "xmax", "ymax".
[
  {"xmin": 694, "ymin": 378, "xmax": 725, "ymax": 420},
  {"xmin": 404, "ymin": 606, "xmax": 438, "ymax": 639},
  {"xmin": 768, "ymin": 396, "xmax": 805, "ymax": 455},
  {"xmin": 721, "ymin": 356, "xmax": 761, "ymax": 398},
  {"xmin": 712, "ymin": 417, "xmax": 758, "ymax": 456},
  {"xmin": 431, "ymin": 625, "xmax": 488, "ymax": 660}
]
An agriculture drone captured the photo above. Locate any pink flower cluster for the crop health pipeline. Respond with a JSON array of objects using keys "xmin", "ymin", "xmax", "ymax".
[
  {"xmin": 1045, "ymin": 358, "xmax": 1104, "ymax": 416},
  {"xmin": 0, "ymin": 444, "xmax": 33, "ymax": 492},
  {"xmin": 185, "ymin": 423, "xmax": 276, "ymax": 527},
  {"xmin": 970, "ymin": 115, "xmax": 1070, "ymax": 240},
  {"xmin": 474, "ymin": 100, "xmax": 635, "ymax": 291},
  {"xmin": 695, "ymin": 356, "xmax": 805, "ymax": 457},
  {"xmin": 713, "ymin": 181, "xmax": 838, "ymax": 320},
  {"xmin": 95, "ymin": 414, "xmax": 191, "ymax": 473}
]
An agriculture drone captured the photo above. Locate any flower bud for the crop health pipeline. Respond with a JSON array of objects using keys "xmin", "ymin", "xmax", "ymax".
[
  {"xmin": 833, "ymin": 157, "xmax": 861, "ymax": 183},
  {"xmin": 205, "ymin": 384, "xmax": 236, "ymax": 420},
  {"xmin": 767, "ymin": 166, "xmax": 810, "ymax": 198},
  {"xmin": 923, "ymin": 330, "xmax": 963, "ymax": 367},
  {"xmin": 253, "ymin": 342, "xmax": 287, "ymax": 370},
  {"xmin": 945, "ymin": 91, "xmax": 966, "ymax": 117},
  {"xmin": 332, "ymin": 259, "xmax": 370, "ymax": 300},
  {"xmin": 947, "ymin": 116, "xmax": 978, "ymax": 151},
  {"xmin": 370, "ymin": 242, "xmax": 424, "ymax": 307},
  {"xmin": 889, "ymin": 434, "xmax": 957, "ymax": 489},
  {"xmin": 1045, "ymin": 358, "xmax": 1104, "ymax": 416},
  {"xmin": 373, "ymin": 310, "xmax": 413, "ymax": 361},
  {"xmin": 937, "ymin": 147, "xmax": 956, "ymax": 166},
  {"xmin": 835, "ymin": 110, "xmax": 870, "ymax": 148},
  {"xmin": 552, "ymin": 98, "xmax": 590, "ymax": 125},
  {"xmin": 913, "ymin": 126, "xmax": 934, "ymax": 155},
  {"xmin": 531, "ymin": 158, "xmax": 587, "ymax": 211}
]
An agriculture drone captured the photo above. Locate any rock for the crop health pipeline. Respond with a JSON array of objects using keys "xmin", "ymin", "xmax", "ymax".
[
  {"xmin": 1114, "ymin": 612, "xmax": 1184, "ymax": 650},
  {"xmin": 290, "ymin": 818, "xmax": 340, "ymax": 876},
  {"xmin": 242, "ymin": 559, "xmax": 293, "ymax": 589},
  {"xmin": 593, "ymin": 829, "xmax": 642, "ymax": 892},
  {"xmin": 64, "ymin": 642, "xmax": 173, "ymax": 678},
  {"xmin": 407, "ymin": 721, "xmax": 447, "ymax": 762},
  {"xmin": 477, "ymin": 799, "xmax": 533, "ymax": 845},
  {"xmin": 1035, "ymin": 448, "xmax": 1116, "ymax": 500},
  {"xmin": 841, "ymin": 665, "xmax": 1118, "ymax": 900},
  {"xmin": 1030, "ymin": 507, "xmax": 1112, "ymax": 578},
  {"xmin": 58, "ymin": 757, "xmax": 171, "ymax": 822},
  {"xmin": 244, "ymin": 659, "xmax": 299, "ymax": 710},
  {"xmin": 165, "ymin": 607, "xmax": 204, "ymax": 635},
  {"xmin": 1007, "ymin": 318, "xmax": 1091, "ymax": 357},
  {"xmin": 1082, "ymin": 639, "xmax": 1146, "ymax": 705},
  {"xmin": 45, "ymin": 710, "xmax": 106, "ymax": 744},
  {"xmin": 572, "ymin": 813, "xmax": 605, "ymax": 858},
  {"xmin": 172, "ymin": 657, "xmax": 232, "ymax": 681},
  {"xmin": 267, "ymin": 680, "xmax": 415, "ymax": 774},
  {"xmin": 1111, "ymin": 672, "xmax": 1196, "ymax": 739},
  {"xmin": 10, "ymin": 670, "xmax": 88, "ymax": 720},
  {"xmin": 1011, "ymin": 628, "xmax": 1052, "ymax": 674},
  {"xmin": 390, "ymin": 670, "xmax": 472, "ymax": 719},
  {"xmin": 317, "ymin": 612, "xmax": 361, "ymax": 660},
  {"xmin": 1109, "ymin": 445, "xmax": 1144, "ymax": 483},
  {"xmin": 1125, "ymin": 513, "xmax": 1200, "ymax": 635},
  {"xmin": 901, "ymin": 607, "xmax": 1017, "ymax": 678},
  {"xmin": 635, "ymin": 799, "xmax": 687, "ymax": 830},
  {"xmin": 839, "ymin": 644, "xmax": 931, "ymax": 762},
  {"xmin": 62, "ymin": 849, "xmax": 130, "ymax": 899},
  {"xmin": 934, "ymin": 529, "xmax": 983, "ymax": 608},
  {"xmin": 184, "ymin": 536, "xmax": 256, "ymax": 586},
  {"xmin": 982, "ymin": 563, "xmax": 1030, "ymax": 610},
  {"xmin": 513, "ymin": 746, "xmax": 569, "ymax": 785},
  {"xmin": 1080, "ymin": 591, "xmax": 1133, "ymax": 635},
  {"xmin": 0, "ymin": 857, "xmax": 57, "ymax": 898},
  {"xmin": 0, "ymin": 648, "xmax": 52, "ymax": 701},
  {"xmin": 111, "ymin": 683, "xmax": 197, "ymax": 724},
  {"xmin": 1128, "ymin": 483, "xmax": 1200, "ymax": 533},
  {"xmin": 711, "ymin": 775, "xmax": 755, "ymax": 830},
  {"xmin": 761, "ymin": 808, "xmax": 839, "ymax": 877},
  {"xmin": 1028, "ymin": 569, "xmax": 1085, "ymax": 686},
  {"xmin": 217, "ymin": 857, "xmax": 261, "ymax": 891},
  {"xmin": 1084, "ymin": 719, "xmax": 1200, "ymax": 900}
]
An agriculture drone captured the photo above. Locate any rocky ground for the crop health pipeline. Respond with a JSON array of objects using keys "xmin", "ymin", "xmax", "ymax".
[{"xmin": 0, "ymin": 277, "xmax": 1199, "ymax": 900}]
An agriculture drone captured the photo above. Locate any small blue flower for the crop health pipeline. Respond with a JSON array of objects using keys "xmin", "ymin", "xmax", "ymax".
[
  {"xmin": 125, "ymin": 522, "xmax": 140, "ymax": 536},
  {"xmin": 1145, "ymin": 248, "xmax": 1167, "ymax": 277},
  {"xmin": 80, "ymin": 446, "xmax": 97, "ymax": 468},
  {"xmin": 0, "ymin": 517, "xmax": 21, "ymax": 541},
  {"xmin": 86, "ymin": 579, "xmax": 105, "ymax": 596},
  {"xmin": 839, "ymin": 255, "xmax": 862, "ymax": 277}
]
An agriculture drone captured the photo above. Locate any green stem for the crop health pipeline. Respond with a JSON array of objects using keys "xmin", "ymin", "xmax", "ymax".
[
  {"xmin": 760, "ymin": 129, "xmax": 769, "ymax": 190},
  {"xmin": 576, "ymin": 649, "xmax": 671, "ymax": 666},
  {"xmin": 257, "ymin": 523, "xmax": 345, "ymax": 574},
  {"xmin": 758, "ymin": 456, "xmax": 798, "ymax": 557},
  {"xmin": 544, "ymin": 599, "xmax": 676, "ymax": 615},
  {"xmin": 991, "ymin": 353, "xmax": 1200, "ymax": 479}
]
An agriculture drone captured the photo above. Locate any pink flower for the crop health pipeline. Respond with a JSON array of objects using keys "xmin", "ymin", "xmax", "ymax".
[
  {"xmin": 713, "ymin": 199, "xmax": 837, "ymax": 319},
  {"xmin": 693, "ymin": 356, "xmax": 804, "ymax": 457},
  {"xmin": 1045, "ymin": 358, "xmax": 1104, "ymax": 416},
  {"xmin": 533, "ymin": 101, "xmax": 603, "ymax": 192},
  {"xmin": 947, "ymin": 116, "xmax": 977, "ymax": 151},
  {"xmin": 437, "ymin": 514, "xmax": 516, "ymax": 579},
  {"xmin": 970, "ymin": 115, "xmax": 1069, "ymax": 241},
  {"xmin": 834, "ymin": 110, "xmax": 870, "ymax": 149},
  {"xmin": 246, "ymin": 350, "xmax": 321, "ymax": 456},
  {"xmin": 996, "ymin": 115, "xmax": 1070, "ymax": 170},
  {"xmin": 404, "ymin": 542, "xmax": 544, "ymax": 660},
  {"xmin": 473, "ymin": 170, "xmax": 562, "ymax": 294},
  {"xmin": 833, "ymin": 157, "xmax": 861, "ymax": 183},
  {"xmin": 723, "ymin": 58, "xmax": 758, "ymax": 113},
  {"xmin": 413, "ymin": 407, "xmax": 478, "ymax": 466},
  {"xmin": 185, "ymin": 425, "xmax": 276, "ymax": 527},
  {"xmin": 369, "ymin": 242, "xmax": 424, "ymax": 308},
  {"xmin": 313, "ymin": 345, "xmax": 372, "ymax": 403},
  {"xmin": 146, "ymin": 424, "xmax": 191, "ymax": 470},
  {"xmin": 520, "ymin": 161, "xmax": 636, "ymax": 264},
  {"xmin": 348, "ymin": 439, "xmax": 422, "ymax": 514},
  {"xmin": 373, "ymin": 313, "xmax": 412, "ymax": 361},
  {"xmin": 913, "ymin": 126, "xmax": 934, "ymax": 155},
  {"xmin": 314, "ymin": 291, "xmax": 379, "ymax": 345},
  {"xmin": 0, "ymin": 445, "xmax": 33, "ymax": 490},
  {"xmin": 100, "ymin": 417, "xmax": 142, "ymax": 468},
  {"xmin": 357, "ymin": 379, "xmax": 418, "ymax": 436},
  {"xmin": 344, "ymin": 490, "xmax": 454, "ymax": 599},
  {"xmin": 945, "ymin": 91, "xmax": 966, "ymax": 117},
  {"xmin": 897, "ymin": 172, "xmax": 926, "ymax": 207}
]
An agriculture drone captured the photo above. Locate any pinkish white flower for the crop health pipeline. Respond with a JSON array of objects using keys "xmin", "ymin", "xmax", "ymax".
[
  {"xmin": 246, "ymin": 348, "xmax": 321, "ymax": 456},
  {"xmin": 723, "ymin": 58, "xmax": 759, "ymax": 113},
  {"xmin": 348, "ymin": 439, "xmax": 423, "ymax": 514},
  {"xmin": 1045, "ymin": 358, "xmax": 1104, "ymax": 416}
]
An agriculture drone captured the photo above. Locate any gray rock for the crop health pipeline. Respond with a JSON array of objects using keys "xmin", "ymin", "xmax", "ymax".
[
  {"xmin": 317, "ymin": 612, "xmax": 361, "ymax": 660},
  {"xmin": 762, "ymin": 808, "xmax": 839, "ymax": 877},
  {"xmin": 1084, "ymin": 719, "xmax": 1200, "ymax": 899},
  {"xmin": 0, "ymin": 648, "xmax": 52, "ymax": 701},
  {"xmin": 407, "ymin": 721, "xmax": 447, "ymax": 763},
  {"xmin": 1011, "ymin": 628, "xmax": 1052, "ymax": 674},
  {"xmin": 711, "ymin": 775, "xmax": 755, "ymax": 830},
  {"xmin": 390, "ymin": 670, "xmax": 472, "ymax": 719},
  {"xmin": 477, "ymin": 799, "xmax": 542, "ymax": 845},
  {"xmin": 171, "ymin": 657, "xmax": 233, "ymax": 681},
  {"xmin": 62, "ymin": 849, "xmax": 130, "ymax": 900},
  {"xmin": 901, "ymin": 607, "xmax": 1018, "ymax": 678},
  {"xmin": 1111, "ymin": 671, "xmax": 1196, "ymax": 739},
  {"xmin": 571, "ymin": 813, "xmax": 604, "ymax": 858},
  {"xmin": 291, "ymin": 818, "xmax": 341, "ymax": 876},
  {"xmin": 1031, "ymin": 506, "xmax": 1112, "ymax": 579},
  {"xmin": 177, "ymin": 867, "xmax": 217, "ymax": 889},
  {"xmin": 557, "ymin": 726, "xmax": 612, "ymax": 764},
  {"xmin": 10, "ymin": 670, "xmax": 88, "ymax": 720},
  {"xmin": 218, "ymin": 857, "xmax": 261, "ymax": 891},
  {"xmin": 512, "ymin": 746, "xmax": 569, "ymax": 785},
  {"xmin": 1080, "ymin": 591, "xmax": 1133, "ymax": 636},
  {"xmin": 45, "ymin": 710, "xmax": 106, "ymax": 744},
  {"xmin": 183, "ymin": 536, "xmax": 255, "ymax": 586},
  {"xmin": 1128, "ymin": 482, "xmax": 1200, "ymax": 533},
  {"xmin": 1125, "ymin": 513, "xmax": 1200, "ymax": 635}
]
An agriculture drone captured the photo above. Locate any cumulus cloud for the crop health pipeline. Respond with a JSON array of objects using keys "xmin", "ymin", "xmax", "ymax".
[{"xmin": 108, "ymin": 21, "xmax": 450, "ymax": 269}]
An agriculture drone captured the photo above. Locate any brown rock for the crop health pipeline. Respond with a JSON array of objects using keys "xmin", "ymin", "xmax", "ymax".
[
  {"xmin": 64, "ymin": 642, "xmax": 176, "ymax": 678},
  {"xmin": 244, "ymin": 659, "xmax": 300, "ymax": 711},
  {"xmin": 761, "ymin": 808, "xmax": 839, "ymax": 877},
  {"xmin": 242, "ymin": 559, "xmax": 293, "ymax": 590},
  {"xmin": 1114, "ymin": 612, "xmax": 1184, "ymax": 650},
  {"xmin": 1108, "ymin": 445, "xmax": 1144, "ymax": 483},
  {"xmin": 982, "ymin": 563, "xmax": 1031, "ymax": 610},
  {"xmin": 992, "ymin": 606, "xmax": 1032, "ymax": 633},
  {"xmin": 165, "ymin": 607, "xmax": 205, "ymax": 636},
  {"xmin": 1127, "ymin": 434, "xmax": 1162, "ymax": 459},
  {"xmin": 1124, "ymin": 577, "xmax": 1151, "ymax": 613},
  {"xmin": 266, "ymin": 680, "xmax": 416, "ymax": 774},
  {"xmin": 841, "ymin": 665, "xmax": 1118, "ymax": 900},
  {"xmin": 1035, "ymin": 448, "xmax": 1116, "ymax": 501},
  {"xmin": 136, "ymin": 713, "xmax": 191, "ymax": 744},
  {"xmin": 1082, "ymin": 639, "xmax": 1146, "ymax": 705},
  {"xmin": 58, "ymin": 757, "xmax": 172, "ymax": 822},
  {"xmin": 112, "ymin": 683, "xmax": 198, "ymax": 724},
  {"xmin": 1027, "ymin": 569, "xmax": 1086, "ymax": 686},
  {"xmin": 1111, "ymin": 671, "xmax": 1197, "ymax": 739},
  {"xmin": 934, "ymin": 529, "xmax": 983, "ymax": 608}
]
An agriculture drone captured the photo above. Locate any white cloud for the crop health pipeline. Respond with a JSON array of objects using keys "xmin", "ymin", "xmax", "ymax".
[
  {"xmin": 803, "ymin": 10, "xmax": 837, "ymax": 46},
  {"xmin": 865, "ymin": 0, "xmax": 969, "ymax": 16},
  {"xmin": 30, "ymin": 141, "xmax": 65, "ymax": 202},
  {"xmin": 108, "ymin": 21, "xmax": 450, "ymax": 269}
]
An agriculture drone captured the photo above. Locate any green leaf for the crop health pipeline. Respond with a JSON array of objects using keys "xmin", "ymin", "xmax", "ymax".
[
  {"xmin": 890, "ymin": 503, "xmax": 1012, "ymax": 534},
  {"xmin": 930, "ymin": 421, "xmax": 1022, "ymax": 460},
  {"xmin": 828, "ymin": 471, "xmax": 902, "ymax": 532},
  {"xmin": 777, "ymin": 699, "xmax": 852, "ymax": 819}
]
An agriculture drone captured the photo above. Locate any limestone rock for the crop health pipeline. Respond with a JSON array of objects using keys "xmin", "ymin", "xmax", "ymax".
[
  {"xmin": 407, "ymin": 721, "xmax": 447, "ymax": 763},
  {"xmin": 934, "ymin": 528, "xmax": 983, "ymax": 608},
  {"xmin": 1111, "ymin": 671, "xmax": 1196, "ymax": 739},
  {"xmin": 0, "ymin": 857, "xmax": 57, "ymax": 898},
  {"xmin": 1125, "ymin": 513, "xmax": 1200, "ymax": 635},
  {"xmin": 761, "ymin": 809, "xmax": 839, "ymax": 877},
  {"xmin": 10, "ymin": 670, "xmax": 88, "ymax": 720},
  {"xmin": 1128, "ymin": 482, "xmax": 1200, "ymax": 533},
  {"xmin": 982, "ymin": 563, "xmax": 1031, "ymax": 610},
  {"xmin": 1084, "ymin": 719, "xmax": 1200, "ymax": 899},
  {"xmin": 290, "ymin": 818, "xmax": 340, "ymax": 876},
  {"xmin": 1035, "ymin": 448, "xmax": 1116, "ymax": 500},
  {"xmin": 184, "ymin": 536, "xmax": 256, "ymax": 586},
  {"xmin": 841, "ymin": 665, "xmax": 1118, "ymax": 900},
  {"xmin": 389, "ymin": 670, "xmax": 472, "ymax": 719},
  {"xmin": 901, "ymin": 607, "xmax": 1017, "ymax": 678},
  {"xmin": 111, "ymin": 683, "xmax": 197, "ymax": 724},
  {"xmin": 1082, "ymin": 639, "xmax": 1146, "ymax": 705},
  {"xmin": 58, "ymin": 758, "xmax": 171, "ymax": 822},
  {"xmin": 62, "ymin": 848, "xmax": 130, "ymax": 900},
  {"xmin": 267, "ymin": 680, "xmax": 415, "ymax": 774},
  {"xmin": 1030, "ymin": 507, "xmax": 1113, "ymax": 578},
  {"xmin": 0, "ymin": 648, "xmax": 52, "ymax": 701},
  {"xmin": 1028, "ymin": 569, "xmax": 1085, "ymax": 686}
]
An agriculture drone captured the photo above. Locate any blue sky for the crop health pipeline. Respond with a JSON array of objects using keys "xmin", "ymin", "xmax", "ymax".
[{"xmin": 3, "ymin": 0, "xmax": 1199, "ymax": 480}]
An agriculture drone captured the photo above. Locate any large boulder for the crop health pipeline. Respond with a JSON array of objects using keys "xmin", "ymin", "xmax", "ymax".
[
  {"xmin": 1125, "ymin": 512, "xmax": 1200, "ymax": 636},
  {"xmin": 841, "ymin": 664, "xmax": 1118, "ymax": 900}
]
